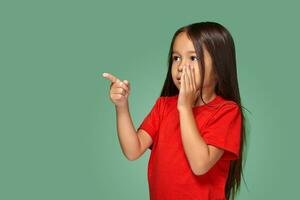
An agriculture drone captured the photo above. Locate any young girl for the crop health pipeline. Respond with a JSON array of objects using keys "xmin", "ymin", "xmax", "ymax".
[{"xmin": 102, "ymin": 21, "xmax": 247, "ymax": 200}]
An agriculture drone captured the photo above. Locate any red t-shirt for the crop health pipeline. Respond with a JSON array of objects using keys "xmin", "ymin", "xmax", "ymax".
[{"xmin": 138, "ymin": 94, "xmax": 242, "ymax": 200}]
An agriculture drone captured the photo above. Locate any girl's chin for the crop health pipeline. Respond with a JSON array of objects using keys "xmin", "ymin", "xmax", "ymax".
[{"xmin": 174, "ymin": 80, "xmax": 181, "ymax": 89}]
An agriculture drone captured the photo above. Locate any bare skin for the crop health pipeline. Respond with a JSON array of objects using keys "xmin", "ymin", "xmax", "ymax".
[
  {"xmin": 172, "ymin": 31, "xmax": 224, "ymax": 175},
  {"xmin": 102, "ymin": 73, "xmax": 153, "ymax": 161}
]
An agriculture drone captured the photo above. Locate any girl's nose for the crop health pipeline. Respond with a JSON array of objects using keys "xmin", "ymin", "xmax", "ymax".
[{"xmin": 178, "ymin": 65, "xmax": 183, "ymax": 72}]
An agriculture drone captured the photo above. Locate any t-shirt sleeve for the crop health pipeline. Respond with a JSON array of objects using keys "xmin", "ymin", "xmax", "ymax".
[
  {"xmin": 137, "ymin": 97, "xmax": 164, "ymax": 150},
  {"xmin": 201, "ymin": 103, "xmax": 242, "ymax": 160}
]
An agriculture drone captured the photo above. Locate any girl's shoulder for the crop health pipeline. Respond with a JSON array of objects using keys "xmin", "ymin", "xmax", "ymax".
[
  {"xmin": 216, "ymin": 96, "xmax": 239, "ymax": 109},
  {"xmin": 160, "ymin": 95, "xmax": 181, "ymax": 108},
  {"xmin": 154, "ymin": 95, "xmax": 178, "ymax": 118},
  {"xmin": 208, "ymin": 96, "xmax": 241, "ymax": 121}
]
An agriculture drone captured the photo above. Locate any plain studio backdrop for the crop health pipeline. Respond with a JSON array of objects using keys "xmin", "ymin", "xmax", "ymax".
[{"xmin": 0, "ymin": 0, "xmax": 299, "ymax": 199}]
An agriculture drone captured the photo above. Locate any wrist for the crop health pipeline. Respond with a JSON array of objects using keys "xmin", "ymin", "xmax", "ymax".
[
  {"xmin": 115, "ymin": 103, "xmax": 129, "ymax": 113},
  {"xmin": 178, "ymin": 105, "xmax": 193, "ymax": 113}
]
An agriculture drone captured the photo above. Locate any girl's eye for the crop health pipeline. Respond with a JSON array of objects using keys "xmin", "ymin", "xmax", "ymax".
[
  {"xmin": 172, "ymin": 56, "xmax": 199, "ymax": 62},
  {"xmin": 172, "ymin": 56, "xmax": 180, "ymax": 61},
  {"xmin": 191, "ymin": 56, "xmax": 199, "ymax": 61}
]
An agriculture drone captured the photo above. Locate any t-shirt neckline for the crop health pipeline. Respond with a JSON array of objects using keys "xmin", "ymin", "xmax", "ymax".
[{"xmin": 173, "ymin": 94, "xmax": 223, "ymax": 110}]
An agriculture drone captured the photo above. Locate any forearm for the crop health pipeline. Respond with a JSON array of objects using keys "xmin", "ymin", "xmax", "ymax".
[
  {"xmin": 115, "ymin": 103, "xmax": 140, "ymax": 160},
  {"xmin": 178, "ymin": 108, "xmax": 209, "ymax": 174}
]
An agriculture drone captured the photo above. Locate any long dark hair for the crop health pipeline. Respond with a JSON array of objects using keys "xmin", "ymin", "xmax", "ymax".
[{"xmin": 159, "ymin": 21, "xmax": 250, "ymax": 200}]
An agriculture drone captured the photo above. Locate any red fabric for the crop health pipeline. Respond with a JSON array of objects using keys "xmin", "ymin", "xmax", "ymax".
[{"xmin": 138, "ymin": 94, "xmax": 242, "ymax": 200}]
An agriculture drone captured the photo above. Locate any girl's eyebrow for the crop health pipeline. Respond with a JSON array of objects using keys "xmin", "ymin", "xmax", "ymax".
[{"xmin": 172, "ymin": 50, "xmax": 196, "ymax": 54}]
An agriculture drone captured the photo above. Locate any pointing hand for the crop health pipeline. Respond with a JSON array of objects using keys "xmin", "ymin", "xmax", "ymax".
[{"xmin": 102, "ymin": 72, "xmax": 130, "ymax": 108}]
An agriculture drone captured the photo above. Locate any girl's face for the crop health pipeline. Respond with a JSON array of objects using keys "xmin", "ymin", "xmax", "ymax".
[{"xmin": 171, "ymin": 32, "xmax": 217, "ymax": 92}]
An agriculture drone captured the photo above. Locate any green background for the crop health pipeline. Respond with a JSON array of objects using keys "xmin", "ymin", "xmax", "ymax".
[{"xmin": 1, "ymin": 0, "xmax": 299, "ymax": 199}]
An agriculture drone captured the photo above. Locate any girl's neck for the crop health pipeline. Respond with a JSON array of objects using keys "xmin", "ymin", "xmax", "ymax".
[{"xmin": 194, "ymin": 91, "xmax": 217, "ymax": 106}]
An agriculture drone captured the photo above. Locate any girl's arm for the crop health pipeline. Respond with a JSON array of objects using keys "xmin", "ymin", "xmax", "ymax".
[
  {"xmin": 115, "ymin": 104, "xmax": 152, "ymax": 160},
  {"xmin": 179, "ymin": 108, "xmax": 224, "ymax": 175},
  {"xmin": 102, "ymin": 72, "xmax": 152, "ymax": 160},
  {"xmin": 177, "ymin": 65, "xmax": 224, "ymax": 175}
]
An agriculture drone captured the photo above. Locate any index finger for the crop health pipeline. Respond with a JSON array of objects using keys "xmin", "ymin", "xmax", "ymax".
[{"xmin": 102, "ymin": 72, "xmax": 120, "ymax": 83}]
